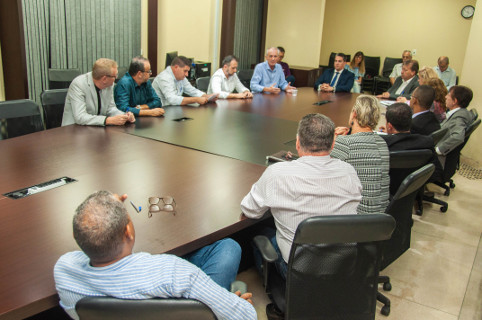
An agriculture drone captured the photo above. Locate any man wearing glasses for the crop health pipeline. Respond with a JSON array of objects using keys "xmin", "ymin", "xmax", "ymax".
[
  {"xmin": 114, "ymin": 56, "xmax": 165, "ymax": 117},
  {"xmin": 54, "ymin": 191, "xmax": 255, "ymax": 320},
  {"xmin": 62, "ymin": 58, "xmax": 136, "ymax": 126}
]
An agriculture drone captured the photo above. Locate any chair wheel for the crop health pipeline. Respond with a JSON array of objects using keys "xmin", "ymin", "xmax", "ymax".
[
  {"xmin": 440, "ymin": 205, "xmax": 448, "ymax": 213},
  {"xmin": 383, "ymin": 282, "xmax": 392, "ymax": 291},
  {"xmin": 444, "ymin": 189, "xmax": 450, "ymax": 196},
  {"xmin": 415, "ymin": 209, "xmax": 422, "ymax": 216},
  {"xmin": 450, "ymin": 182, "xmax": 455, "ymax": 188},
  {"xmin": 381, "ymin": 305, "xmax": 390, "ymax": 316}
]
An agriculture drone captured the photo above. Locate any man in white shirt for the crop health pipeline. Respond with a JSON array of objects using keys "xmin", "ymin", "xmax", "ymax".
[
  {"xmin": 378, "ymin": 60, "xmax": 419, "ymax": 100},
  {"xmin": 389, "ymin": 50, "xmax": 412, "ymax": 85},
  {"xmin": 152, "ymin": 56, "xmax": 216, "ymax": 106},
  {"xmin": 207, "ymin": 55, "xmax": 253, "ymax": 99},
  {"xmin": 241, "ymin": 113, "xmax": 362, "ymax": 279},
  {"xmin": 433, "ymin": 56, "xmax": 457, "ymax": 90}
]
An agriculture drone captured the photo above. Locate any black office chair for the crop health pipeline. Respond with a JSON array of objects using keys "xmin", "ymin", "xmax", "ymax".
[
  {"xmin": 377, "ymin": 163, "xmax": 435, "ymax": 316},
  {"xmin": 373, "ymin": 57, "xmax": 402, "ymax": 95},
  {"xmin": 470, "ymin": 108, "xmax": 478, "ymax": 121},
  {"xmin": 48, "ymin": 68, "xmax": 81, "ymax": 89},
  {"xmin": 0, "ymin": 99, "xmax": 45, "ymax": 140},
  {"xmin": 40, "ymin": 89, "xmax": 68, "ymax": 129},
  {"xmin": 424, "ymin": 119, "xmax": 481, "ymax": 212},
  {"xmin": 116, "ymin": 66, "xmax": 129, "ymax": 83},
  {"xmin": 196, "ymin": 76, "xmax": 211, "ymax": 92},
  {"xmin": 410, "ymin": 128, "xmax": 449, "ymax": 215},
  {"xmin": 388, "ymin": 149, "xmax": 433, "ymax": 197},
  {"xmin": 254, "ymin": 214, "xmax": 396, "ymax": 320},
  {"xmin": 237, "ymin": 69, "xmax": 254, "ymax": 90},
  {"xmin": 76, "ymin": 296, "xmax": 217, "ymax": 320},
  {"xmin": 361, "ymin": 56, "xmax": 381, "ymax": 94}
]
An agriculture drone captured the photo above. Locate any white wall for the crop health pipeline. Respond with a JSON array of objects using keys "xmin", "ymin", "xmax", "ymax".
[{"xmin": 460, "ymin": 0, "xmax": 482, "ymax": 164}]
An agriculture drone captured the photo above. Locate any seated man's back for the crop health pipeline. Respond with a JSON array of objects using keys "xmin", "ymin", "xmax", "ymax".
[
  {"xmin": 242, "ymin": 114, "xmax": 362, "ymax": 268},
  {"xmin": 54, "ymin": 190, "xmax": 255, "ymax": 320}
]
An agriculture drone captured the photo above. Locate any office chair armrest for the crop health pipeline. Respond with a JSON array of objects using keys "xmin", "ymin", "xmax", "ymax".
[{"xmin": 253, "ymin": 235, "xmax": 278, "ymax": 263}]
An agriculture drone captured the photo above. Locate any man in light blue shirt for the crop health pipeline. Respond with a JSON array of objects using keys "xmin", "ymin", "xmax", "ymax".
[
  {"xmin": 250, "ymin": 47, "xmax": 296, "ymax": 94},
  {"xmin": 152, "ymin": 56, "xmax": 217, "ymax": 106},
  {"xmin": 54, "ymin": 190, "xmax": 255, "ymax": 320},
  {"xmin": 433, "ymin": 56, "xmax": 456, "ymax": 90}
]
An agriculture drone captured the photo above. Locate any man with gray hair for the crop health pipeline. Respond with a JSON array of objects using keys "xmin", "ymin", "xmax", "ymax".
[
  {"xmin": 250, "ymin": 47, "xmax": 296, "ymax": 94},
  {"xmin": 433, "ymin": 56, "xmax": 456, "ymax": 90},
  {"xmin": 207, "ymin": 55, "xmax": 253, "ymax": 99},
  {"xmin": 241, "ymin": 113, "xmax": 362, "ymax": 279},
  {"xmin": 54, "ymin": 191, "xmax": 256, "ymax": 320},
  {"xmin": 389, "ymin": 50, "xmax": 412, "ymax": 85},
  {"xmin": 114, "ymin": 56, "xmax": 165, "ymax": 117},
  {"xmin": 62, "ymin": 58, "xmax": 136, "ymax": 126}
]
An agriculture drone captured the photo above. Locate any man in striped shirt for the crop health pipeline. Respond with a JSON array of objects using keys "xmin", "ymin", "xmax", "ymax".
[
  {"xmin": 54, "ymin": 190, "xmax": 255, "ymax": 320},
  {"xmin": 241, "ymin": 114, "xmax": 362, "ymax": 279}
]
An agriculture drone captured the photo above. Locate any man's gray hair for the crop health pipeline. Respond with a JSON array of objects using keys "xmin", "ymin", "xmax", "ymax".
[
  {"xmin": 222, "ymin": 55, "xmax": 239, "ymax": 67},
  {"xmin": 129, "ymin": 55, "xmax": 149, "ymax": 76},
  {"xmin": 73, "ymin": 190, "xmax": 130, "ymax": 262},
  {"xmin": 297, "ymin": 113, "xmax": 335, "ymax": 153},
  {"xmin": 265, "ymin": 47, "xmax": 280, "ymax": 55}
]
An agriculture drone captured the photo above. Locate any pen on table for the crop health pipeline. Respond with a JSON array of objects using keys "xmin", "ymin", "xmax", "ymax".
[{"xmin": 130, "ymin": 200, "xmax": 141, "ymax": 213}]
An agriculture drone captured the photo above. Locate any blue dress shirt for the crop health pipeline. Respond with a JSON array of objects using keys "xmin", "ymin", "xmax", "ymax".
[{"xmin": 250, "ymin": 61, "xmax": 289, "ymax": 93}]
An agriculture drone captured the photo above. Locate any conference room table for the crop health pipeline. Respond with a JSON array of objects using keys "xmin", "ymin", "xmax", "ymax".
[{"xmin": 0, "ymin": 87, "xmax": 359, "ymax": 319}]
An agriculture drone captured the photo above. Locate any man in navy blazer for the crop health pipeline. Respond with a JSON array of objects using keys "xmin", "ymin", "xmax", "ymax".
[{"xmin": 314, "ymin": 53, "xmax": 354, "ymax": 92}]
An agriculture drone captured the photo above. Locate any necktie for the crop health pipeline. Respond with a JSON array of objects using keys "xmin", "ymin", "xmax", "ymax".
[{"xmin": 330, "ymin": 72, "xmax": 339, "ymax": 87}]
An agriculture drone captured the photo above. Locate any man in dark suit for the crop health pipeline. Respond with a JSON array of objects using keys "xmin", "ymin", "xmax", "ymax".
[
  {"xmin": 436, "ymin": 85, "xmax": 474, "ymax": 167},
  {"xmin": 410, "ymin": 85, "xmax": 440, "ymax": 136},
  {"xmin": 381, "ymin": 102, "xmax": 438, "ymax": 194},
  {"xmin": 314, "ymin": 53, "xmax": 354, "ymax": 92},
  {"xmin": 377, "ymin": 60, "xmax": 419, "ymax": 100}
]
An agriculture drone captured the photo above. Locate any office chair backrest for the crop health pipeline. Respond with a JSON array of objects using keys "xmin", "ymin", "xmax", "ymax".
[
  {"xmin": 116, "ymin": 66, "xmax": 129, "ymax": 83},
  {"xmin": 0, "ymin": 99, "xmax": 44, "ymax": 140},
  {"xmin": 196, "ymin": 76, "xmax": 210, "ymax": 92},
  {"xmin": 40, "ymin": 89, "xmax": 68, "ymax": 129},
  {"xmin": 430, "ymin": 127, "xmax": 448, "ymax": 145},
  {"xmin": 381, "ymin": 57, "xmax": 403, "ymax": 77},
  {"xmin": 237, "ymin": 69, "xmax": 254, "ymax": 89},
  {"xmin": 382, "ymin": 163, "xmax": 435, "ymax": 270},
  {"xmin": 284, "ymin": 214, "xmax": 395, "ymax": 320},
  {"xmin": 364, "ymin": 56, "xmax": 381, "ymax": 78},
  {"xmin": 76, "ymin": 296, "xmax": 217, "ymax": 320},
  {"xmin": 388, "ymin": 149, "xmax": 433, "ymax": 195},
  {"xmin": 48, "ymin": 68, "xmax": 81, "ymax": 89},
  {"xmin": 470, "ymin": 108, "xmax": 478, "ymax": 121}
]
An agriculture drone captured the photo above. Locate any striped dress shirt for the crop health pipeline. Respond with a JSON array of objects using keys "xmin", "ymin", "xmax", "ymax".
[
  {"xmin": 241, "ymin": 155, "xmax": 362, "ymax": 263},
  {"xmin": 331, "ymin": 132, "xmax": 390, "ymax": 215},
  {"xmin": 54, "ymin": 251, "xmax": 256, "ymax": 320}
]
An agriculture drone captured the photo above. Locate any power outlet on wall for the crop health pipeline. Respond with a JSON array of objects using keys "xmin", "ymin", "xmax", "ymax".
[{"xmin": 412, "ymin": 49, "xmax": 417, "ymax": 55}]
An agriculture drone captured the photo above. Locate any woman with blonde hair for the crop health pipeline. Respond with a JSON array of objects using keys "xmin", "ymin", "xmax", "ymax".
[
  {"xmin": 345, "ymin": 51, "xmax": 365, "ymax": 93},
  {"xmin": 426, "ymin": 77, "xmax": 448, "ymax": 122},
  {"xmin": 331, "ymin": 95, "xmax": 390, "ymax": 215},
  {"xmin": 418, "ymin": 67, "xmax": 438, "ymax": 85}
]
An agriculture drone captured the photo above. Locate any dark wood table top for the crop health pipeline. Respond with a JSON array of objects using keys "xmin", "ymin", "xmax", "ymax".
[
  {"xmin": 0, "ymin": 89, "xmax": 358, "ymax": 319},
  {"xmin": 0, "ymin": 126, "xmax": 265, "ymax": 319}
]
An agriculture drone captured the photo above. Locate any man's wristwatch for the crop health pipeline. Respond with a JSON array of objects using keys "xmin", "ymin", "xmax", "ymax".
[{"xmin": 136, "ymin": 105, "xmax": 141, "ymax": 109}]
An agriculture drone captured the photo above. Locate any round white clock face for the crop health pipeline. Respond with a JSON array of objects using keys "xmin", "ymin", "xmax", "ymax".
[{"xmin": 461, "ymin": 5, "xmax": 475, "ymax": 19}]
